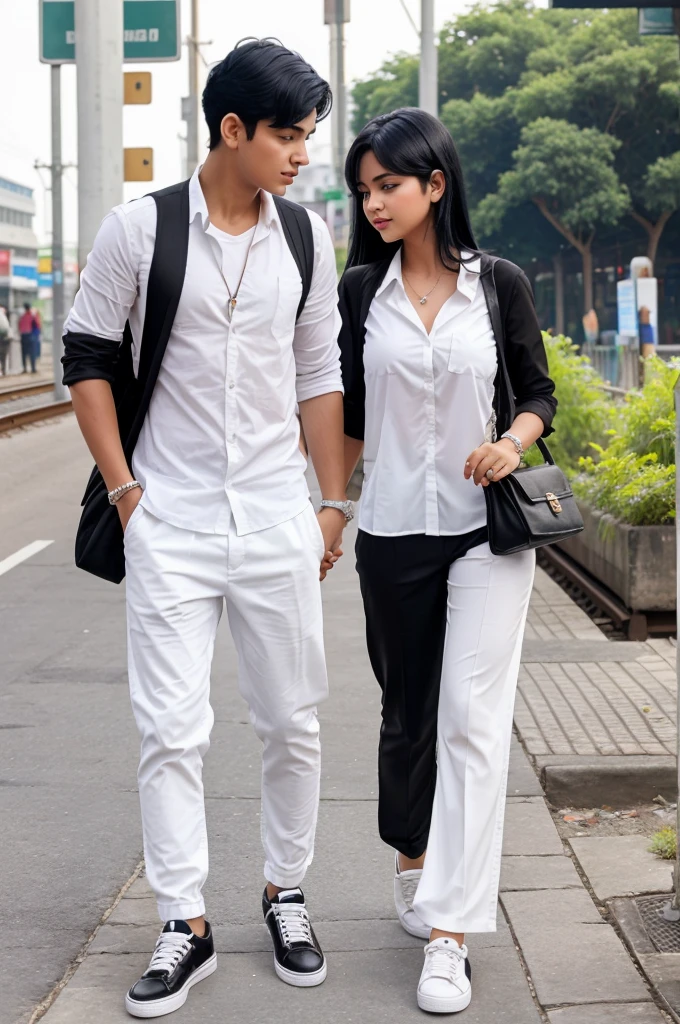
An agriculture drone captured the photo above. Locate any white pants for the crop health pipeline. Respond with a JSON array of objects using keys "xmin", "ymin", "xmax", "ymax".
[
  {"xmin": 412, "ymin": 543, "xmax": 535, "ymax": 932},
  {"xmin": 124, "ymin": 502, "xmax": 328, "ymax": 922}
]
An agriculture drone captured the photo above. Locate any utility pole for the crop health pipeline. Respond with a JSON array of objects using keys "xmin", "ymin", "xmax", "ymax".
[
  {"xmin": 50, "ymin": 66, "xmax": 68, "ymax": 402},
  {"xmin": 185, "ymin": 0, "xmax": 200, "ymax": 174},
  {"xmin": 325, "ymin": 0, "xmax": 349, "ymax": 190},
  {"xmin": 74, "ymin": 0, "xmax": 124, "ymax": 273},
  {"xmin": 419, "ymin": 0, "xmax": 438, "ymax": 116}
]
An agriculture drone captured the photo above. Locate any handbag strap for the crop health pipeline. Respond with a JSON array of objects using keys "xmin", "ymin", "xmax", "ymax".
[{"xmin": 482, "ymin": 257, "xmax": 554, "ymax": 469}]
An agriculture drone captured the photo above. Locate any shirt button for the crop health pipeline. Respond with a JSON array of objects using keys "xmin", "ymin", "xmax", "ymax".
[
  {"xmin": 228, "ymin": 381, "xmax": 235, "ymax": 389},
  {"xmin": 228, "ymin": 434, "xmax": 236, "ymax": 443}
]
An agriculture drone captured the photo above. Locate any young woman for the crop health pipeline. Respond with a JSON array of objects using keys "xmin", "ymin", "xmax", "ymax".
[{"xmin": 339, "ymin": 109, "xmax": 557, "ymax": 1014}]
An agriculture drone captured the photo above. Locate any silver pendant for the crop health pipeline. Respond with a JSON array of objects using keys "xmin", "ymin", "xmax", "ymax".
[
  {"xmin": 227, "ymin": 298, "xmax": 237, "ymax": 322},
  {"xmin": 419, "ymin": 296, "xmax": 427, "ymax": 305}
]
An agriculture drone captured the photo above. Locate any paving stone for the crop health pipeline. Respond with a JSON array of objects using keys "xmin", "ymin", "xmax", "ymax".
[
  {"xmin": 548, "ymin": 1005, "xmax": 666, "ymax": 1023},
  {"xmin": 570, "ymin": 836, "xmax": 674, "ymax": 900},
  {"xmin": 508, "ymin": 735, "xmax": 543, "ymax": 797},
  {"xmin": 41, "ymin": 946, "xmax": 542, "ymax": 1024},
  {"xmin": 501, "ymin": 888, "xmax": 652, "ymax": 1006},
  {"xmin": 501, "ymin": 855, "xmax": 582, "ymax": 892},
  {"xmin": 503, "ymin": 798, "xmax": 564, "ymax": 856}
]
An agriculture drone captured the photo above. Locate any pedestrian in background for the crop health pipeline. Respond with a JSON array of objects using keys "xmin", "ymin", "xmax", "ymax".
[
  {"xmin": 0, "ymin": 305, "xmax": 10, "ymax": 376},
  {"xmin": 339, "ymin": 108, "xmax": 557, "ymax": 1015},
  {"xmin": 19, "ymin": 302, "xmax": 39, "ymax": 373}
]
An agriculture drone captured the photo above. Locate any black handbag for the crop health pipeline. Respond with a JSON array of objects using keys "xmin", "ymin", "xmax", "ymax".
[
  {"xmin": 481, "ymin": 261, "xmax": 584, "ymax": 555},
  {"xmin": 484, "ymin": 437, "xmax": 584, "ymax": 555}
]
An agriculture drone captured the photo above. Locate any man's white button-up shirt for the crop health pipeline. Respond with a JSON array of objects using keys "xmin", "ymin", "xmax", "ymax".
[
  {"xmin": 64, "ymin": 167, "xmax": 343, "ymax": 536},
  {"xmin": 359, "ymin": 249, "xmax": 497, "ymax": 538}
]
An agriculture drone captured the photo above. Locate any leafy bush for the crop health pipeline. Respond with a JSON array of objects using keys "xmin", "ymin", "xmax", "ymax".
[
  {"xmin": 573, "ymin": 357, "xmax": 678, "ymax": 526},
  {"xmin": 649, "ymin": 827, "xmax": 677, "ymax": 860},
  {"xmin": 525, "ymin": 334, "xmax": 613, "ymax": 473}
]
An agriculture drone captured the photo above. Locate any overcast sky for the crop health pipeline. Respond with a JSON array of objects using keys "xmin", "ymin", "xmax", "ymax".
[{"xmin": 2, "ymin": 0, "xmax": 481, "ymax": 246}]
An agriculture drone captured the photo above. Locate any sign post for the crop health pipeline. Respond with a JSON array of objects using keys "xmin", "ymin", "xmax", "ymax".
[{"xmin": 40, "ymin": 0, "xmax": 181, "ymax": 64}]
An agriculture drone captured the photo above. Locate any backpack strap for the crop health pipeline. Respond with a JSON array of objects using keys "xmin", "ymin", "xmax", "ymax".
[
  {"xmin": 273, "ymin": 194, "xmax": 314, "ymax": 321},
  {"xmin": 124, "ymin": 178, "xmax": 190, "ymax": 456}
]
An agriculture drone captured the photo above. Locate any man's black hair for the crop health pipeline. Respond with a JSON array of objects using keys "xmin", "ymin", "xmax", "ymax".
[{"xmin": 202, "ymin": 38, "xmax": 332, "ymax": 149}]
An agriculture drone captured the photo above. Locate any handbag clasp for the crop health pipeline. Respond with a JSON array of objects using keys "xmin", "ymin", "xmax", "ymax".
[{"xmin": 546, "ymin": 491, "xmax": 562, "ymax": 515}]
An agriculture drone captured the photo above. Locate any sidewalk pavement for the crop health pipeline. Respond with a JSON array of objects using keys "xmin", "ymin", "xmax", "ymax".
[
  {"xmin": 36, "ymin": 525, "xmax": 670, "ymax": 1024},
  {"xmin": 518, "ymin": 569, "xmax": 677, "ymax": 806}
]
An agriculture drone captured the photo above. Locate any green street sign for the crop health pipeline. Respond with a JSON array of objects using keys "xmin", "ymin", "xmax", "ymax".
[
  {"xmin": 40, "ymin": 0, "xmax": 181, "ymax": 65},
  {"xmin": 323, "ymin": 188, "xmax": 345, "ymax": 201},
  {"xmin": 639, "ymin": 8, "xmax": 675, "ymax": 35}
]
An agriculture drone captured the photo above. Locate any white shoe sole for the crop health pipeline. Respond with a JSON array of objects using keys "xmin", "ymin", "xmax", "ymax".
[
  {"xmin": 125, "ymin": 953, "xmax": 217, "ymax": 1018},
  {"xmin": 417, "ymin": 985, "xmax": 472, "ymax": 1014},
  {"xmin": 274, "ymin": 956, "xmax": 327, "ymax": 988}
]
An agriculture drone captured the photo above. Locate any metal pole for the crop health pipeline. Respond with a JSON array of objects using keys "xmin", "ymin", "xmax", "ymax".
[
  {"xmin": 419, "ymin": 0, "xmax": 438, "ymax": 116},
  {"xmin": 335, "ymin": 1, "xmax": 346, "ymax": 189},
  {"xmin": 50, "ymin": 65, "xmax": 68, "ymax": 402},
  {"xmin": 186, "ymin": 0, "xmax": 200, "ymax": 172},
  {"xmin": 74, "ymin": 0, "xmax": 123, "ymax": 274},
  {"xmin": 663, "ymin": 375, "xmax": 680, "ymax": 921}
]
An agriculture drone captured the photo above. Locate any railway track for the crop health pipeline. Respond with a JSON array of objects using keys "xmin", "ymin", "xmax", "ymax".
[{"xmin": 0, "ymin": 380, "xmax": 72, "ymax": 433}]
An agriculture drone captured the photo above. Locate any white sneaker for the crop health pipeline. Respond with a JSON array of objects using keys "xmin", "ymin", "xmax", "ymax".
[
  {"xmin": 417, "ymin": 937, "xmax": 472, "ymax": 1014},
  {"xmin": 394, "ymin": 851, "xmax": 431, "ymax": 940}
]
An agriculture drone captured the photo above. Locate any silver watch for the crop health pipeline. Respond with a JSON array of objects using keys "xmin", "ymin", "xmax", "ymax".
[{"xmin": 319, "ymin": 499, "xmax": 354, "ymax": 522}]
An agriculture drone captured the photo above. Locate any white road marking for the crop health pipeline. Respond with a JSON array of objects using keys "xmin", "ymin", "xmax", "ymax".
[{"xmin": 0, "ymin": 540, "xmax": 54, "ymax": 577}]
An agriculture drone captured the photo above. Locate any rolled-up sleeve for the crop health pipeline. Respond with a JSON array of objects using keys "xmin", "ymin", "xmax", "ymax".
[
  {"xmin": 505, "ymin": 271, "xmax": 557, "ymax": 436},
  {"xmin": 293, "ymin": 211, "xmax": 343, "ymax": 404},
  {"xmin": 61, "ymin": 207, "xmax": 138, "ymax": 387}
]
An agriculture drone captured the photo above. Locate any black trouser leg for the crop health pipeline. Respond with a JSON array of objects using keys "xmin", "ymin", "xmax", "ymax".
[
  {"xmin": 357, "ymin": 532, "xmax": 448, "ymax": 858},
  {"xmin": 356, "ymin": 528, "xmax": 487, "ymax": 860}
]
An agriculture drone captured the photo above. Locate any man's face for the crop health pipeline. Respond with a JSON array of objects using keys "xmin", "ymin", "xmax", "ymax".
[{"xmin": 235, "ymin": 110, "xmax": 317, "ymax": 195}]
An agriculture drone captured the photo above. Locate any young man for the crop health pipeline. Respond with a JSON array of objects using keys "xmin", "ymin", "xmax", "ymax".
[{"xmin": 62, "ymin": 38, "xmax": 352, "ymax": 1018}]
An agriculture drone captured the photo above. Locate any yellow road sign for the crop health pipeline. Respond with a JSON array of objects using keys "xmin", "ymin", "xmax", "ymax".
[
  {"xmin": 124, "ymin": 148, "xmax": 154, "ymax": 181},
  {"xmin": 124, "ymin": 72, "xmax": 152, "ymax": 104}
]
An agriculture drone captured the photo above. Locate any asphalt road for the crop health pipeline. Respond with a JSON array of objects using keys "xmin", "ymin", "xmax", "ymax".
[{"xmin": 1, "ymin": 415, "xmax": 144, "ymax": 1024}]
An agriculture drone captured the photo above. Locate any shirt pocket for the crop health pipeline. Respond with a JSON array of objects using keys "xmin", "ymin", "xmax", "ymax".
[{"xmin": 447, "ymin": 329, "xmax": 498, "ymax": 383}]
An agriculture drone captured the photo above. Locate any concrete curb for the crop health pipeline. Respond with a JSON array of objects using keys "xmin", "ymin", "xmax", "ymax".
[{"xmin": 534, "ymin": 755, "xmax": 677, "ymax": 807}]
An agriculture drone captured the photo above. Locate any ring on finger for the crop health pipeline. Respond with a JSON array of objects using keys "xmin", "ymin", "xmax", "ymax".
[{"xmin": 486, "ymin": 468, "xmax": 495, "ymax": 480}]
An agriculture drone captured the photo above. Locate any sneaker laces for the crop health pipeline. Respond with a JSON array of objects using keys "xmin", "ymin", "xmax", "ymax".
[
  {"xmin": 269, "ymin": 902, "xmax": 313, "ymax": 946},
  {"xmin": 145, "ymin": 931, "xmax": 193, "ymax": 976},
  {"xmin": 422, "ymin": 941, "xmax": 469, "ymax": 991}
]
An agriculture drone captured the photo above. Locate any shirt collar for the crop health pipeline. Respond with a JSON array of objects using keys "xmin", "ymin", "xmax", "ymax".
[
  {"xmin": 189, "ymin": 165, "xmax": 276, "ymax": 233},
  {"xmin": 374, "ymin": 247, "xmax": 481, "ymax": 302}
]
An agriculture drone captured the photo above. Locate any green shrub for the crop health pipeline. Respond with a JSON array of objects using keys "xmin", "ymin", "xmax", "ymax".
[
  {"xmin": 573, "ymin": 356, "xmax": 678, "ymax": 527},
  {"xmin": 525, "ymin": 334, "xmax": 613, "ymax": 474},
  {"xmin": 649, "ymin": 827, "xmax": 677, "ymax": 860}
]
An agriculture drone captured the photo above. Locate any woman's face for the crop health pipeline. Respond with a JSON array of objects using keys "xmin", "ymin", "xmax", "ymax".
[{"xmin": 356, "ymin": 150, "xmax": 443, "ymax": 245}]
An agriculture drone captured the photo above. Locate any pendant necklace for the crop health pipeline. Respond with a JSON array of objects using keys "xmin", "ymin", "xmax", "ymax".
[
  {"xmin": 215, "ymin": 224, "xmax": 258, "ymax": 323},
  {"xmin": 402, "ymin": 270, "xmax": 444, "ymax": 306}
]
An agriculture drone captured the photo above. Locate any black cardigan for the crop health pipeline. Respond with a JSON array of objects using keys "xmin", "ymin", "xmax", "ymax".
[{"xmin": 338, "ymin": 253, "xmax": 557, "ymax": 443}]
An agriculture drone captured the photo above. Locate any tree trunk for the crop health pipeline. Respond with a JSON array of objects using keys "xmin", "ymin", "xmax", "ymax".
[
  {"xmin": 630, "ymin": 209, "xmax": 672, "ymax": 269},
  {"xmin": 582, "ymin": 245, "xmax": 593, "ymax": 314},
  {"xmin": 552, "ymin": 252, "xmax": 565, "ymax": 335}
]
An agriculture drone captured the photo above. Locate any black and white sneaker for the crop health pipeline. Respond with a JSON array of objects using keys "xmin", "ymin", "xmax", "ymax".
[
  {"xmin": 262, "ymin": 887, "xmax": 327, "ymax": 987},
  {"xmin": 125, "ymin": 919, "xmax": 216, "ymax": 1018}
]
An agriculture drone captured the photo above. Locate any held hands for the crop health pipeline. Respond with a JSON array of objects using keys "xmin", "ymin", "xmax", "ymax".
[
  {"xmin": 317, "ymin": 507, "xmax": 345, "ymax": 582},
  {"xmin": 464, "ymin": 439, "xmax": 521, "ymax": 487}
]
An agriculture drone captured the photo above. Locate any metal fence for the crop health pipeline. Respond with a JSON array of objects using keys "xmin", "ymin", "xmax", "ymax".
[{"xmin": 581, "ymin": 340, "xmax": 640, "ymax": 390}]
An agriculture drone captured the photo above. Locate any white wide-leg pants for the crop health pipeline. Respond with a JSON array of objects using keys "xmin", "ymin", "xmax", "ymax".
[
  {"xmin": 124, "ymin": 502, "xmax": 328, "ymax": 923},
  {"xmin": 413, "ymin": 543, "xmax": 535, "ymax": 933}
]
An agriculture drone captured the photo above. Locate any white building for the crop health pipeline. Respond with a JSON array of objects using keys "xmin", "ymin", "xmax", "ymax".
[{"xmin": 0, "ymin": 175, "xmax": 39, "ymax": 317}]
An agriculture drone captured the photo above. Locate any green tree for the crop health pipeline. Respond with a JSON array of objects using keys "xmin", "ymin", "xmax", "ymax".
[
  {"xmin": 476, "ymin": 119, "xmax": 630, "ymax": 311},
  {"xmin": 634, "ymin": 153, "xmax": 680, "ymax": 265}
]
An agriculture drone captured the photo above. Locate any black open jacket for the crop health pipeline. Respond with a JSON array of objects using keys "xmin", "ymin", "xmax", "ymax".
[{"xmin": 338, "ymin": 253, "xmax": 557, "ymax": 443}]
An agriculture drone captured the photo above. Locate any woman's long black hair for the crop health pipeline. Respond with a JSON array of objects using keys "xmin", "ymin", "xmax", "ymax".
[{"xmin": 345, "ymin": 108, "xmax": 480, "ymax": 271}]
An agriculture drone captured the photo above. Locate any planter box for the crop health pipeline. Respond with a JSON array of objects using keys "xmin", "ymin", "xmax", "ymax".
[{"xmin": 558, "ymin": 503, "xmax": 676, "ymax": 612}]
